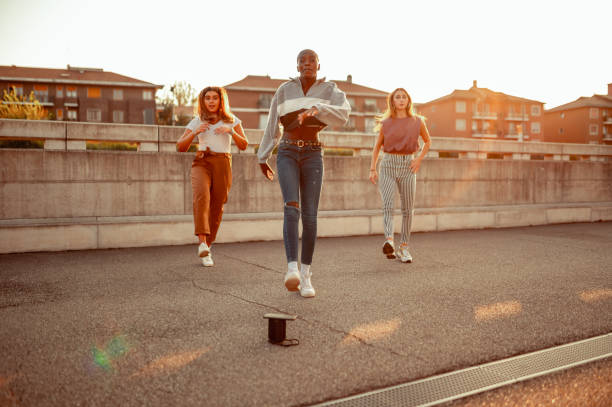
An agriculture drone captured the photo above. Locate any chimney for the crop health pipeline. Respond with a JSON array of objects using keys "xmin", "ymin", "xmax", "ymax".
[
  {"xmin": 472, "ymin": 80, "xmax": 478, "ymax": 88},
  {"xmin": 347, "ymin": 74, "xmax": 352, "ymax": 84},
  {"xmin": 608, "ymin": 83, "xmax": 611, "ymax": 96}
]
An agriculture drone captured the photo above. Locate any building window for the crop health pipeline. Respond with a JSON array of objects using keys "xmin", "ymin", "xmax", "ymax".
[
  {"xmin": 257, "ymin": 94, "xmax": 272, "ymax": 109},
  {"xmin": 531, "ymin": 105, "xmax": 541, "ymax": 116},
  {"xmin": 56, "ymin": 86, "xmax": 64, "ymax": 98},
  {"xmin": 33, "ymin": 85, "xmax": 49, "ymax": 102},
  {"xmin": 560, "ymin": 112, "xmax": 565, "ymax": 119},
  {"xmin": 113, "ymin": 110, "xmax": 124, "ymax": 123},
  {"xmin": 143, "ymin": 109, "xmax": 154, "ymax": 124},
  {"xmin": 509, "ymin": 123, "xmax": 516, "ymax": 134},
  {"xmin": 559, "ymin": 128, "xmax": 564, "ymax": 134},
  {"xmin": 87, "ymin": 109, "xmax": 101, "ymax": 122},
  {"xmin": 345, "ymin": 116, "xmax": 356, "ymax": 131},
  {"xmin": 455, "ymin": 119, "xmax": 466, "ymax": 131},
  {"xmin": 8, "ymin": 84, "xmax": 23, "ymax": 96},
  {"xmin": 365, "ymin": 117, "xmax": 376, "ymax": 133},
  {"xmin": 456, "ymin": 101, "xmax": 466, "ymax": 113},
  {"xmin": 56, "ymin": 109, "xmax": 63, "ymax": 120},
  {"xmin": 142, "ymin": 90, "xmax": 153, "ymax": 100},
  {"xmin": 364, "ymin": 99, "xmax": 377, "ymax": 113},
  {"xmin": 589, "ymin": 124, "xmax": 598, "ymax": 136},
  {"xmin": 472, "ymin": 121, "xmax": 478, "ymax": 131},
  {"xmin": 589, "ymin": 108, "xmax": 599, "ymax": 119},
  {"xmin": 531, "ymin": 122, "xmax": 541, "ymax": 134},
  {"xmin": 87, "ymin": 87, "xmax": 101, "ymax": 98},
  {"xmin": 258, "ymin": 114, "xmax": 269, "ymax": 129},
  {"xmin": 67, "ymin": 110, "xmax": 77, "ymax": 120},
  {"xmin": 113, "ymin": 89, "xmax": 123, "ymax": 100},
  {"xmin": 483, "ymin": 121, "xmax": 490, "ymax": 131},
  {"xmin": 66, "ymin": 86, "xmax": 77, "ymax": 98},
  {"xmin": 431, "ymin": 106, "xmax": 436, "ymax": 113}
]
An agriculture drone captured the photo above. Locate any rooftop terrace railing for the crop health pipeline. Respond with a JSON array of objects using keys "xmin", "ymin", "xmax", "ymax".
[{"xmin": 1, "ymin": 118, "xmax": 611, "ymax": 162}]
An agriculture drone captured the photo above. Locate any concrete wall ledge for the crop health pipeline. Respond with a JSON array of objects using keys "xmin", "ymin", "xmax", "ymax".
[{"xmin": 1, "ymin": 202, "xmax": 610, "ymax": 254}]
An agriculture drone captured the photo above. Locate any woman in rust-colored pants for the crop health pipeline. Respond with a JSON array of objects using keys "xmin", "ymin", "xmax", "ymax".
[
  {"xmin": 191, "ymin": 150, "xmax": 232, "ymax": 246},
  {"xmin": 177, "ymin": 86, "xmax": 248, "ymax": 267}
]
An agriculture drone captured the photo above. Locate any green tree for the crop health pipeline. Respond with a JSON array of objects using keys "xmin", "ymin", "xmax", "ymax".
[
  {"xmin": 156, "ymin": 81, "xmax": 197, "ymax": 126},
  {"xmin": 170, "ymin": 81, "xmax": 197, "ymax": 107},
  {"xmin": 156, "ymin": 88, "xmax": 174, "ymax": 126},
  {"xmin": 0, "ymin": 89, "xmax": 47, "ymax": 120}
]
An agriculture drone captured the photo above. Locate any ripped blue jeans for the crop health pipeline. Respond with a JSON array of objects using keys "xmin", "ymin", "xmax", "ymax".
[{"xmin": 276, "ymin": 143, "xmax": 323, "ymax": 265}]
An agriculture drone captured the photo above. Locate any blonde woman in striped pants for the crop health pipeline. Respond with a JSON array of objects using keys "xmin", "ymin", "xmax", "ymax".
[{"xmin": 369, "ymin": 88, "xmax": 431, "ymax": 263}]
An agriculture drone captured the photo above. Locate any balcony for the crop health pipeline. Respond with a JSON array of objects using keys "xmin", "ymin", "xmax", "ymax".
[
  {"xmin": 32, "ymin": 95, "xmax": 55, "ymax": 107},
  {"xmin": 472, "ymin": 112, "xmax": 497, "ymax": 120},
  {"xmin": 504, "ymin": 133, "xmax": 530, "ymax": 140},
  {"xmin": 471, "ymin": 132, "xmax": 497, "ymax": 138},
  {"xmin": 64, "ymin": 98, "xmax": 79, "ymax": 107},
  {"xmin": 363, "ymin": 104, "xmax": 379, "ymax": 114},
  {"xmin": 505, "ymin": 114, "xmax": 529, "ymax": 121}
]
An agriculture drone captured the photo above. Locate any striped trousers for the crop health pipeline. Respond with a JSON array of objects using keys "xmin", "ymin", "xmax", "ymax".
[{"xmin": 378, "ymin": 153, "xmax": 416, "ymax": 245}]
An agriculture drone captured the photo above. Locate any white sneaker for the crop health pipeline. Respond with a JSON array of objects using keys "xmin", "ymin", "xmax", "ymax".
[
  {"xmin": 299, "ymin": 269, "xmax": 315, "ymax": 298},
  {"xmin": 382, "ymin": 240, "xmax": 396, "ymax": 259},
  {"xmin": 284, "ymin": 269, "xmax": 300, "ymax": 292},
  {"xmin": 201, "ymin": 253, "xmax": 214, "ymax": 267},
  {"xmin": 398, "ymin": 247, "xmax": 413, "ymax": 263},
  {"xmin": 198, "ymin": 242, "xmax": 210, "ymax": 258}
]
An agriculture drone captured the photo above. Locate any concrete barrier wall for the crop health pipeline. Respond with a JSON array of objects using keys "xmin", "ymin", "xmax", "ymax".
[{"xmin": 2, "ymin": 150, "xmax": 611, "ymax": 221}]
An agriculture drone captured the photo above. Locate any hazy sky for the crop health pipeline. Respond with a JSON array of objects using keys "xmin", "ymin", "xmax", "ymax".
[{"xmin": 1, "ymin": 0, "xmax": 610, "ymax": 108}]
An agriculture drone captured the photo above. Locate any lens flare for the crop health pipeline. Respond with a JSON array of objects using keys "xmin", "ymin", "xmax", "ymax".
[
  {"xmin": 91, "ymin": 334, "xmax": 130, "ymax": 372},
  {"xmin": 341, "ymin": 318, "xmax": 402, "ymax": 345}
]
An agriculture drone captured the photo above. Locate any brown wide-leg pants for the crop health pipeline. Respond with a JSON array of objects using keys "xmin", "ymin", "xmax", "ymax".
[{"xmin": 191, "ymin": 150, "xmax": 232, "ymax": 245}]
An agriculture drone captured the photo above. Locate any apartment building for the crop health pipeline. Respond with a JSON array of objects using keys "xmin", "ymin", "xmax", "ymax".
[
  {"xmin": 224, "ymin": 75, "xmax": 388, "ymax": 132},
  {"xmin": 542, "ymin": 84, "xmax": 612, "ymax": 144},
  {"xmin": 417, "ymin": 81, "xmax": 544, "ymax": 141},
  {"xmin": 0, "ymin": 65, "xmax": 161, "ymax": 124}
]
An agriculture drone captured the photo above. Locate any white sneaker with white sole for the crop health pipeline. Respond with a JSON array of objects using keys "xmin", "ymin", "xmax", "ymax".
[
  {"xmin": 198, "ymin": 242, "xmax": 210, "ymax": 258},
  {"xmin": 299, "ymin": 268, "xmax": 315, "ymax": 298},
  {"xmin": 397, "ymin": 247, "xmax": 413, "ymax": 263},
  {"xmin": 201, "ymin": 253, "xmax": 214, "ymax": 267},
  {"xmin": 284, "ymin": 267, "xmax": 300, "ymax": 292},
  {"xmin": 382, "ymin": 240, "xmax": 396, "ymax": 259}
]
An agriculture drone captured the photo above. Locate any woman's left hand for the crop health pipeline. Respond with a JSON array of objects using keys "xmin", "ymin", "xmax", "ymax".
[
  {"xmin": 409, "ymin": 158, "xmax": 422, "ymax": 173},
  {"xmin": 214, "ymin": 126, "xmax": 232, "ymax": 135}
]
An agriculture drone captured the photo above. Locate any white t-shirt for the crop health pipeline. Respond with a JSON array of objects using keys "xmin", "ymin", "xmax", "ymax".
[{"xmin": 186, "ymin": 114, "xmax": 242, "ymax": 153}]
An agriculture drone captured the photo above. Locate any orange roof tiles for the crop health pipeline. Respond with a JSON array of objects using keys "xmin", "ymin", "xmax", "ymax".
[{"xmin": 0, "ymin": 65, "xmax": 161, "ymax": 88}]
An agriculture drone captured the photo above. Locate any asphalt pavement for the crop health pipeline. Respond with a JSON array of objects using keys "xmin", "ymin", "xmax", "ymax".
[{"xmin": 1, "ymin": 222, "xmax": 611, "ymax": 406}]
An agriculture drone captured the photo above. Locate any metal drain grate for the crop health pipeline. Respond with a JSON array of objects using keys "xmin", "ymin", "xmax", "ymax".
[{"xmin": 314, "ymin": 333, "xmax": 612, "ymax": 407}]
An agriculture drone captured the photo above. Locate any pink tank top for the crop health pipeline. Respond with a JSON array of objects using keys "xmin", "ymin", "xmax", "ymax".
[{"xmin": 382, "ymin": 116, "xmax": 421, "ymax": 154}]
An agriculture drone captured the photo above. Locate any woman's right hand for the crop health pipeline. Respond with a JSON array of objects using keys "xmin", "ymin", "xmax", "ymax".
[
  {"xmin": 260, "ymin": 162, "xmax": 274, "ymax": 181},
  {"xmin": 369, "ymin": 169, "xmax": 378, "ymax": 184},
  {"xmin": 195, "ymin": 123, "xmax": 210, "ymax": 135}
]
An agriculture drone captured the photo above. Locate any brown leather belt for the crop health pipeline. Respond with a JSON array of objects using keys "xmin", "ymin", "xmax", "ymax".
[
  {"xmin": 280, "ymin": 138, "xmax": 322, "ymax": 147},
  {"xmin": 195, "ymin": 149, "xmax": 231, "ymax": 158}
]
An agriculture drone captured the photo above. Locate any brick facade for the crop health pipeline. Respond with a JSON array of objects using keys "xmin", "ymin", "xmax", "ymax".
[
  {"xmin": 417, "ymin": 81, "xmax": 544, "ymax": 142},
  {"xmin": 0, "ymin": 65, "xmax": 160, "ymax": 124},
  {"xmin": 542, "ymin": 87, "xmax": 612, "ymax": 144}
]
